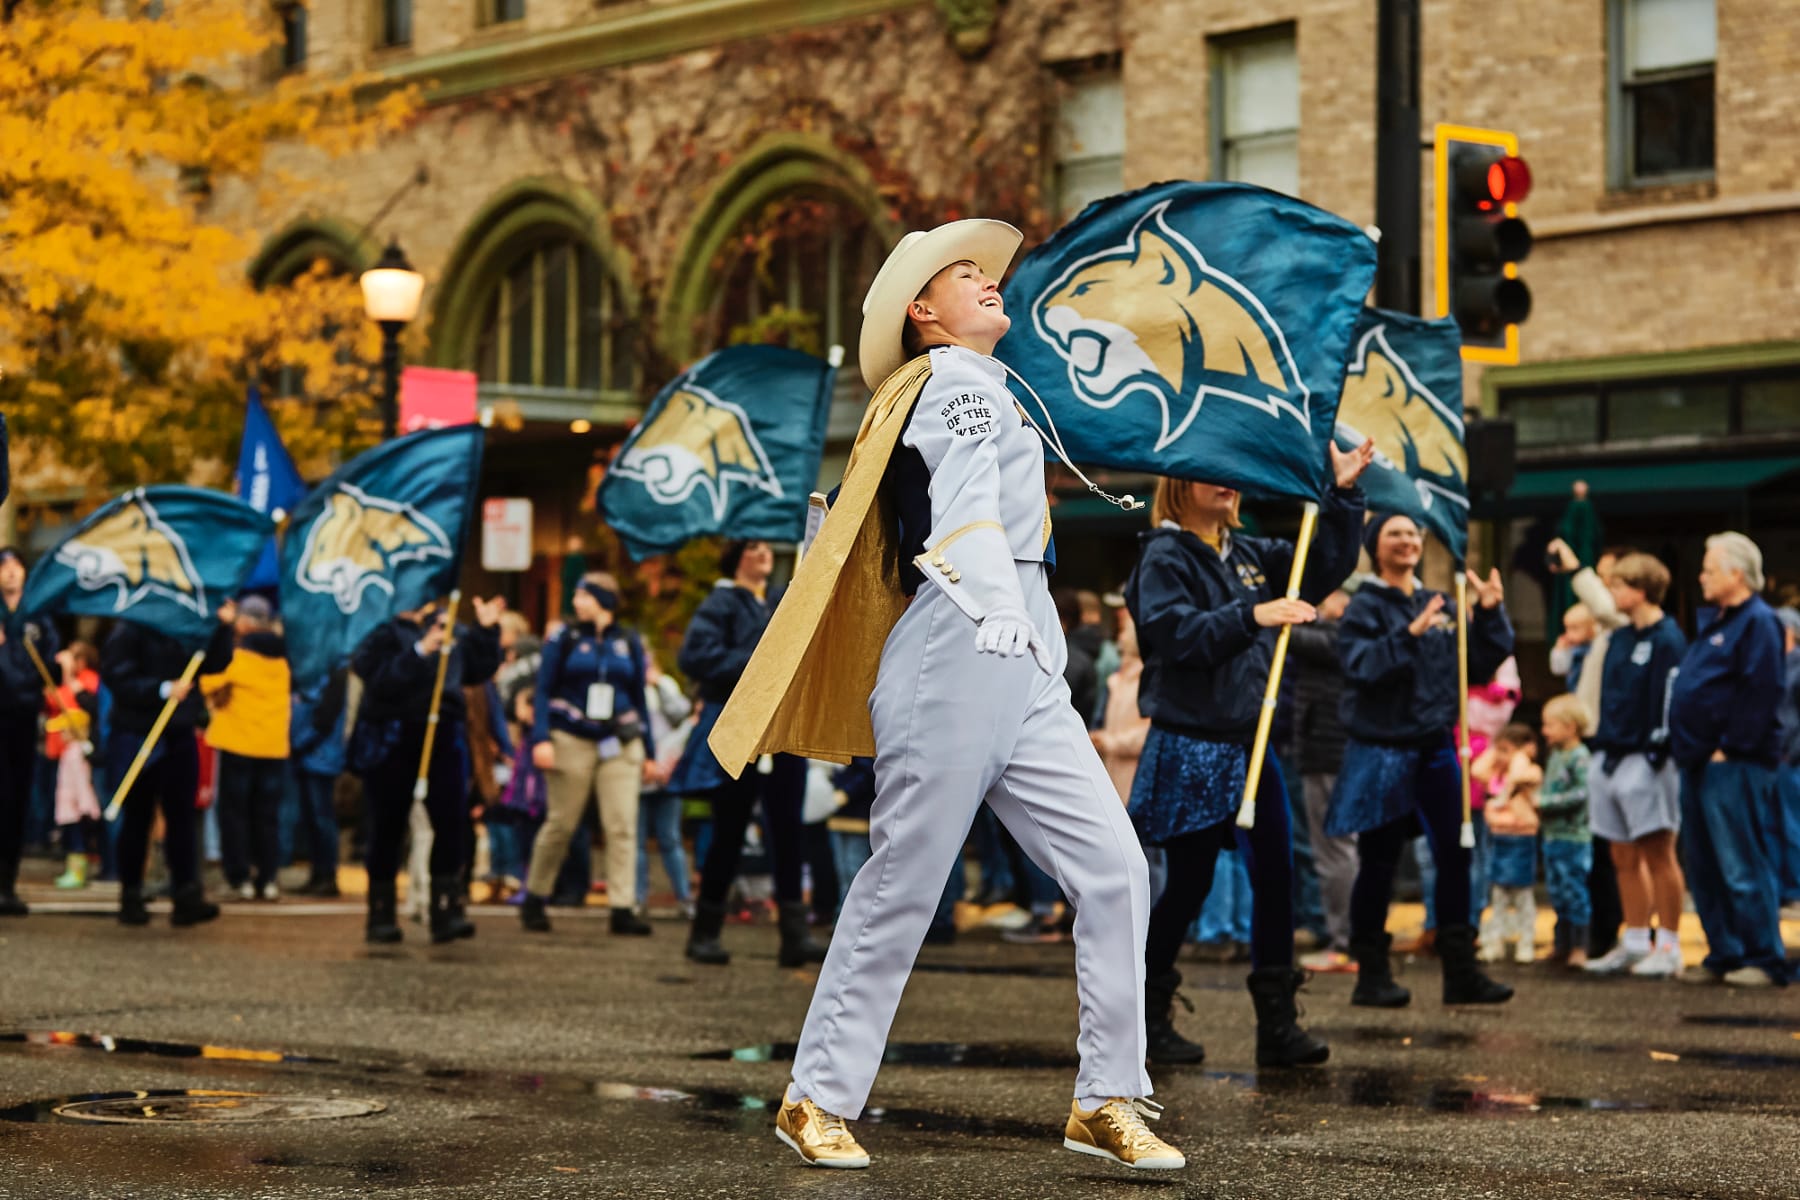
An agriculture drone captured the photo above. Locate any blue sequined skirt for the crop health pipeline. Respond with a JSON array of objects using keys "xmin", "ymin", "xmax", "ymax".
[
  {"xmin": 1128, "ymin": 726, "xmax": 1248, "ymax": 846},
  {"xmin": 1325, "ymin": 737, "xmax": 1434, "ymax": 838}
]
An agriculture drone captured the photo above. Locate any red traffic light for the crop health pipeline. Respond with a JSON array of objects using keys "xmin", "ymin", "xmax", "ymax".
[{"xmin": 1485, "ymin": 156, "xmax": 1532, "ymax": 206}]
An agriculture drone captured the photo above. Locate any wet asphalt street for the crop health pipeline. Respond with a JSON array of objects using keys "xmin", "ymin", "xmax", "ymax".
[{"xmin": 2, "ymin": 885, "xmax": 1797, "ymax": 1200}]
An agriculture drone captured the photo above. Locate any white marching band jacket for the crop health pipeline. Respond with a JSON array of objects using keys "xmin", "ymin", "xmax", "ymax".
[{"xmin": 902, "ymin": 345, "xmax": 1053, "ymax": 632}]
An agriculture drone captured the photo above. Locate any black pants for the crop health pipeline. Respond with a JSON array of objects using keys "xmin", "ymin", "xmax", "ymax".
[
  {"xmin": 1349, "ymin": 743, "xmax": 1471, "ymax": 937},
  {"xmin": 110, "ymin": 729, "xmax": 201, "ymax": 891},
  {"xmin": 1145, "ymin": 753, "xmax": 1296, "ymax": 974},
  {"xmin": 802, "ymin": 820, "xmax": 838, "ymax": 922},
  {"xmin": 1587, "ymin": 833, "xmax": 1623, "ymax": 955},
  {"xmin": 217, "ymin": 752, "xmax": 285, "ymax": 888},
  {"xmin": 698, "ymin": 753, "xmax": 805, "ymax": 906},
  {"xmin": 0, "ymin": 710, "xmax": 39, "ymax": 888},
  {"xmin": 361, "ymin": 723, "xmax": 467, "ymax": 883}
]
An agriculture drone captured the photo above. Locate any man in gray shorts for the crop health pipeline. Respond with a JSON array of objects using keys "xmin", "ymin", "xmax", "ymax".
[{"xmin": 1584, "ymin": 553, "xmax": 1687, "ymax": 978}]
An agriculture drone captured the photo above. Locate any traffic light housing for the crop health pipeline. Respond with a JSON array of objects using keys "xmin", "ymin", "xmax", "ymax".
[{"xmin": 1434, "ymin": 124, "xmax": 1533, "ymax": 364}]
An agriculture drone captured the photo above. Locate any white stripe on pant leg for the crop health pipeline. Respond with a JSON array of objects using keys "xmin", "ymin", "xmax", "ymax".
[
  {"xmin": 790, "ymin": 594, "xmax": 1025, "ymax": 1119},
  {"xmin": 986, "ymin": 688, "xmax": 1154, "ymax": 1102}
]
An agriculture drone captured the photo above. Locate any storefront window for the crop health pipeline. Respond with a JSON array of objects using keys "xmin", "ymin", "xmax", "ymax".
[
  {"xmin": 1508, "ymin": 391, "xmax": 1599, "ymax": 448},
  {"xmin": 1606, "ymin": 381, "xmax": 1729, "ymax": 441}
]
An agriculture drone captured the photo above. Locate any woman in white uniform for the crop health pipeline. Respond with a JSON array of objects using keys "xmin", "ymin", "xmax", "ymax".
[{"xmin": 772, "ymin": 221, "xmax": 1183, "ymax": 1172}]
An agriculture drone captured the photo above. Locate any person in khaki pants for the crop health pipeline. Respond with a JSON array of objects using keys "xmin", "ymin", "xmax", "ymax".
[{"xmin": 520, "ymin": 574, "xmax": 659, "ymax": 936}]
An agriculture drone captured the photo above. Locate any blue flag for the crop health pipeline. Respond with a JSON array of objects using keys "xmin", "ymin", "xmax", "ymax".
[
  {"xmin": 18, "ymin": 486, "xmax": 272, "ymax": 647},
  {"xmin": 279, "ymin": 425, "xmax": 484, "ymax": 687},
  {"xmin": 598, "ymin": 345, "xmax": 838, "ymax": 561},
  {"xmin": 236, "ymin": 385, "xmax": 306, "ymax": 591},
  {"xmin": 1335, "ymin": 307, "xmax": 1469, "ymax": 562},
  {"xmin": 996, "ymin": 180, "xmax": 1378, "ymax": 502}
]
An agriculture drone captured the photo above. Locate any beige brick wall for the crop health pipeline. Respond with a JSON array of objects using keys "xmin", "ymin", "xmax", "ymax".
[{"xmin": 236, "ymin": 0, "xmax": 1800, "ymax": 380}]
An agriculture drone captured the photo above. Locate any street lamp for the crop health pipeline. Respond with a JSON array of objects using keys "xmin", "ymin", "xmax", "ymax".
[{"xmin": 359, "ymin": 239, "xmax": 424, "ymax": 439}]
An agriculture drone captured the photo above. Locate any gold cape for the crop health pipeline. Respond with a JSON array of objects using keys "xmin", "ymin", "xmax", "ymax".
[{"xmin": 706, "ymin": 354, "xmax": 934, "ymax": 777}]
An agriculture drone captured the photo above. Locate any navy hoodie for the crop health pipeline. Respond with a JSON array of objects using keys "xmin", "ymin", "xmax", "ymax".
[
  {"xmin": 678, "ymin": 581, "xmax": 778, "ymax": 705},
  {"xmin": 1337, "ymin": 580, "xmax": 1513, "ymax": 746},
  {"xmin": 1668, "ymin": 594, "xmax": 1785, "ymax": 769},
  {"xmin": 351, "ymin": 617, "xmax": 501, "ymax": 726},
  {"xmin": 1592, "ymin": 614, "xmax": 1685, "ymax": 761},
  {"xmin": 1125, "ymin": 486, "xmax": 1363, "ymax": 743}
]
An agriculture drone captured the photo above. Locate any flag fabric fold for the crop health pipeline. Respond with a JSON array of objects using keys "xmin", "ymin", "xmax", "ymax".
[
  {"xmin": 18, "ymin": 486, "xmax": 272, "ymax": 647},
  {"xmin": 236, "ymin": 385, "xmax": 307, "ymax": 591},
  {"xmin": 598, "ymin": 345, "xmax": 838, "ymax": 560},
  {"xmin": 996, "ymin": 180, "xmax": 1379, "ymax": 502},
  {"xmin": 1334, "ymin": 307, "xmax": 1469, "ymax": 562},
  {"xmin": 279, "ymin": 425, "xmax": 484, "ymax": 687}
]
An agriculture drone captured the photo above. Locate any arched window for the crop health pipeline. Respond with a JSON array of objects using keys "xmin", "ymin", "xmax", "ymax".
[
  {"xmin": 470, "ymin": 235, "xmax": 632, "ymax": 395},
  {"xmin": 705, "ymin": 193, "xmax": 882, "ymax": 360}
]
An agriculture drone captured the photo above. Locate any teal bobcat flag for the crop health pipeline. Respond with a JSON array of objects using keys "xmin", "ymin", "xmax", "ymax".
[
  {"xmin": 1334, "ymin": 307, "xmax": 1469, "ymax": 562},
  {"xmin": 280, "ymin": 425, "xmax": 484, "ymax": 687},
  {"xmin": 598, "ymin": 345, "xmax": 838, "ymax": 561},
  {"xmin": 17, "ymin": 487, "xmax": 272, "ymax": 646},
  {"xmin": 996, "ymin": 180, "xmax": 1378, "ymax": 503}
]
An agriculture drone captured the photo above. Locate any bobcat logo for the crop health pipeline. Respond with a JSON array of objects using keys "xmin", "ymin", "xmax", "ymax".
[
  {"xmin": 55, "ymin": 491, "xmax": 207, "ymax": 617},
  {"xmin": 293, "ymin": 484, "xmax": 453, "ymax": 615},
  {"xmin": 1031, "ymin": 199, "xmax": 1310, "ymax": 451},
  {"xmin": 1337, "ymin": 323, "xmax": 1468, "ymax": 514},
  {"xmin": 613, "ymin": 385, "xmax": 782, "ymax": 521}
]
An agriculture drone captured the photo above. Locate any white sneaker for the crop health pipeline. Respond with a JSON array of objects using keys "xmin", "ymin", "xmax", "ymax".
[
  {"xmin": 1513, "ymin": 939, "xmax": 1536, "ymax": 965},
  {"xmin": 260, "ymin": 882, "xmax": 281, "ymax": 902},
  {"xmin": 236, "ymin": 881, "xmax": 255, "ymax": 901},
  {"xmin": 1628, "ymin": 944, "xmax": 1682, "ymax": 978},
  {"xmin": 1723, "ymin": 966, "xmax": 1776, "ymax": 988},
  {"xmin": 1583, "ymin": 943, "xmax": 1648, "ymax": 975}
]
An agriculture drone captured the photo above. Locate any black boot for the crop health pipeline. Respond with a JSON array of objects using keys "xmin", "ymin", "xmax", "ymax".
[
  {"xmin": 1439, "ymin": 923, "xmax": 1514, "ymax": 1005},
  {"xmin": 0, "ymin": 863, "xmax": 27, "ymax": 917},
  {"xmin": 429, "ymin": 878, "xmax": 475, "ymax": 944},
  {"xmin": 777, "ymin": 901, "xmax": 828, "ymax": 967},
  {"xmin": 520, "ymin": 893, "xmax": 551, "ymax": 933},
  {"xmin": 366, "ymin": 878, "xmax": 403, "ymax": 944},
  {"xmin": 118, "ymin": 884, "xmax": 150, "ymax": 927},
  {"xmin": 686, "ymin": 900, "xmax": 730, "ymax": 966},
  {"xmin": 169, "ymin": 882, "xmax": 220, "ymax": 927},
  {"xmin": 1350, "ymin": 933, "xmax": 1412, "ymax": 1008},
  {"xmin": 1144, "ymin": 969, "xmax": 1206, "ymax": 1064},
  {"xmin": 1247, "ymin": 968, "xmax": 1330, "ymax": 1067},
  {"xmin": 611, "ymin": 906, "xmax": 653, "ymax": 936}
]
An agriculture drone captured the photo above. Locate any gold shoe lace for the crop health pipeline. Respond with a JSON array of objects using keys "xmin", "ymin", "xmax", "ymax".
[
  {"xmin": 1102, "ymin": 1099, "xmax": 1169, "ymax": 1155},
  {"xmin": 812, "ymin": 1105, "xmax": 853, "ymax": 1144}
]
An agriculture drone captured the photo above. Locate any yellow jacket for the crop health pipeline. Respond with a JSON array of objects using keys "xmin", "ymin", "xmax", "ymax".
[
  {"xmin": 707, "ymin": 356, "xmax": 931, "ymax": 776},
  {"xmin": 200, "ymin": 633, "xmax": 291, "ymax": 760}
]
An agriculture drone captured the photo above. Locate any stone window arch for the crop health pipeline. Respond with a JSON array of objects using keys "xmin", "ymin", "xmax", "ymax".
[{"xmin": 431, "ymin": 180, "xmax": 638, "ymax": 410}]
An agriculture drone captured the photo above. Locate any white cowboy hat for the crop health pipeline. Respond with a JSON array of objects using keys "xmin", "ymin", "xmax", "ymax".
[{"xmin": 857, "ymin": 218, "xmax": 1023, "ymax": 391}]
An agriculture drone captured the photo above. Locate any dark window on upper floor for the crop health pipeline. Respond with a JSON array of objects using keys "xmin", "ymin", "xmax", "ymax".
[
  {"xmin": 381, "ymin": 0, "xmax": 412, "ymax": 47},
  {"xmin": 1609, "ymin": 0, "xmax": 1715, "ymax": 186},
  {"xmin": 278, "ymin": 3, "xmax": 307, "ymax": 71},
  {"xmin": 493, "ymin": 0, "xmax": 525, "ymax": 24}
]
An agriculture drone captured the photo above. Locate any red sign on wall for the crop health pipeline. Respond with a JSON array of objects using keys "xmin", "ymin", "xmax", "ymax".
[{"xmin": 398, "ymin": 367, "xmax": 478, "ymax": 434}]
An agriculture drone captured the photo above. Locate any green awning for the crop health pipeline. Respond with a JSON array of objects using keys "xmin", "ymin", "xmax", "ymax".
[{"xmin": 1507, "ymin": 456, "xmax": 1800, "ymax": 501}]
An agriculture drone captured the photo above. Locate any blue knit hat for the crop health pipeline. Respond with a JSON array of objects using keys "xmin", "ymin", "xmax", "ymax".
[{"xmin": 1362, "ymin": 511, "xmax": 1409, "ymax": 562}]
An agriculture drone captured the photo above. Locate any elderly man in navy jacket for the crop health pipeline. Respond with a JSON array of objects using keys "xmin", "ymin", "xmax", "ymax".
[{"xmin": 1669, "ymin": 532, "xmax": 1789, "ymax": 987}]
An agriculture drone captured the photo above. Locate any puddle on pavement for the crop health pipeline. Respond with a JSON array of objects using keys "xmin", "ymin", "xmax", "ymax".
[
  {"xmin": 692, "ymin": 1041, "xmax": 1080, "ymax": 1070},
  {"xmin": 0, "ymin": 1030, "xmax": 335, "ymax": 1065},
  {"xmin": 1680, "ymin": 1014, "xmax": 1800, "ymax": 1032},
  {"xmin": 0, "ymin": 1089, "xmax": 384, "ymax": 1124}
]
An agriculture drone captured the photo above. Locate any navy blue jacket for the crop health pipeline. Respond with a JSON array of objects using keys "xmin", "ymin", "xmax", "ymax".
[
  {"xmin": 351, "ymin": 618, "xmax": 502, "ymax": 726},
  {"xmin": 678, "ymin": 582, "xmax": 775, "ymax": 704},
  {"xmin": 1668, "ymin": 594, "xmax": 1785, "ymax": 769},
  {"xmin": 1337, "ymin": 581, "xmax": 1514, "ymax": 746},
  {"xmin": 1126, "ymin": 486, "xmax": 1364, "ymax": 743},
  {"xmin": 530, "ymin": 621, "xmax": 653, "ymax": 757},
  {"xmin": 0, "ymin": 602, "xmax": 59, "ymax": 716},
  {"xmin": 103, "ymin": 620, "xmax": 233, "ymax": 735},
  {"xmin": 1592, "ymin": 615, "xmax": 1685, "ymax": 760},
  {"xmin": 829, "ymin": 757, "xmax": 876, "ymax": 825},
  {"xmin": 1778, "ymin": 646, "xmax": 1800, "ymax": 766}
]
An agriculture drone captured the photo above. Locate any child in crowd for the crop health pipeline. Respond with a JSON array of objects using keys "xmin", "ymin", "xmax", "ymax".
[
  {"xmin": 49, "ymin": 643, "xmax": 102, "ymax": 889},
  {"xmin": 1537, "ymin": 694, "xmax": 1595, "ymax": 967},
  {"xmin": 1551, "ymin": 603, "xmax": 1597, "ymax": 690},
  {"xmin": 487, "ymin": 683, "xmax": 547, "ymax": 899},
  {"xmin": 1477, "ymin": 723, "xmax": 1540, "ymax": 964}
]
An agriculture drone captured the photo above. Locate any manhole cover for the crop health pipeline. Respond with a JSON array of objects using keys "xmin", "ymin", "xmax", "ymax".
[{"xmin": 50, "ymin": 1090, "xmax": 385, "ymax": 1124}]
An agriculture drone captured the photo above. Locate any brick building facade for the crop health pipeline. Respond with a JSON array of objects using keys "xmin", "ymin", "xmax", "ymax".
[{"xmin": 212, "ymin": 0, "xmax": 1797, "ymax": 643}]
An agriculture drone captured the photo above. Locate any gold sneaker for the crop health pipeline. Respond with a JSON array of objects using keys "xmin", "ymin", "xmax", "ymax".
[
  {"xmin": 775, "ymin": 1094, "xmax": 870, "ymax": 1169},
  {"xmin": 1063, "ymin": 1098, "xmax": 1186, "ymax": 1170}
]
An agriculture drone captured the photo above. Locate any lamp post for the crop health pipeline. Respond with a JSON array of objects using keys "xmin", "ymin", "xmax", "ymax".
[{"xmin": 359, "ymin": 239, "xmax": 425, "ymax": 439}]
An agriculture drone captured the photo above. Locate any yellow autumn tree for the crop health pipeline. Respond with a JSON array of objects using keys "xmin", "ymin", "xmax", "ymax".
[{"xmin": 0, "ymin": 0, "xmax": 415, "ymax": 497}]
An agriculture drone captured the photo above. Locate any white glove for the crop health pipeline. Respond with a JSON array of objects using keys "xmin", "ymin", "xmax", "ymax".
[{"xmin": 975, "ymin": 606, "xmax": 1054, "ymax": 675}]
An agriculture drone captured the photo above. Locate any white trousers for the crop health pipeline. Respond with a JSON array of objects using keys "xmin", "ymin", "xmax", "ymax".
[{"xmin": 791, "ymin": 564, "xmax": 1153, "ymax": 1118}]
